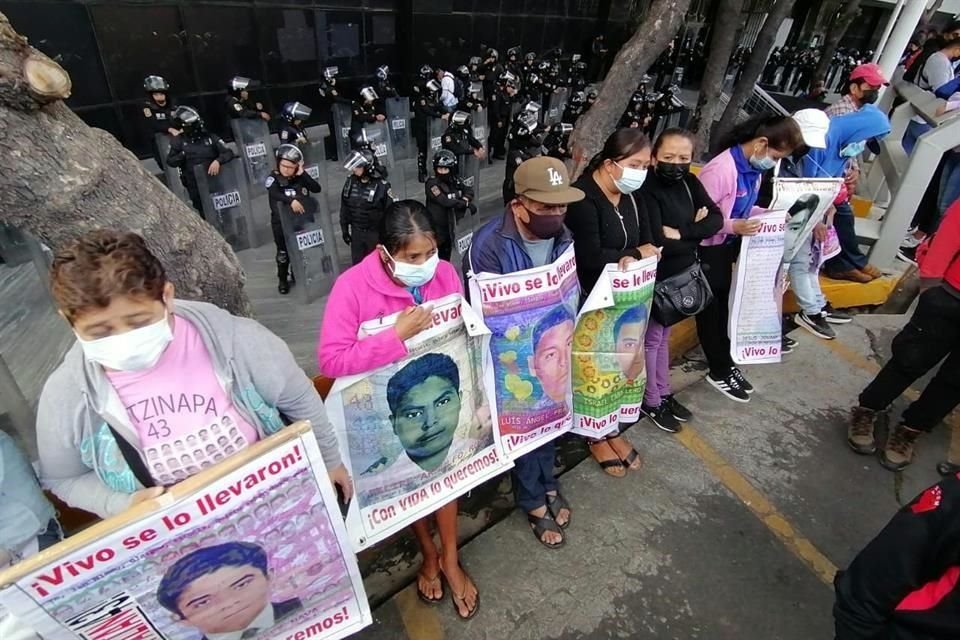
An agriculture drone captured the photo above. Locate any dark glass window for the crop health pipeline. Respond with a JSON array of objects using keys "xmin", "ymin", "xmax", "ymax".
[
  {"xmin": 316, "ymin": 11, "xmax": 365, "ymax": 77},
  {"xmin": 257, "ymin": 8, "xmax": 320, "ymax": 85},
  {"xmin": 75, "ymin": 107, "xmax": 124, "ymax": 148},
  {"xmin": 182, "ymin": 6, "xmax": 260, "ymax": 93}
]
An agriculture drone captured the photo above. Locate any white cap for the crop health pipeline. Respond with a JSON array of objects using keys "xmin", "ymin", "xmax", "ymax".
[{"xmin": 792, "ymin": 109, "xmax": 829, "ymax": 149}]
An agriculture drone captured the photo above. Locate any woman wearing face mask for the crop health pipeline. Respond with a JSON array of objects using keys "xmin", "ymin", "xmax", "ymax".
[
  {"xmin": 38, "ymin": 230, "xmax": 352, "ymax": 514},
  {"xmin": 696, "ymin": 114, "xmax": 804, "ymax": 403},
  {"xmin": 317, "ymin": 200, "xmax": 478, "ymax": 619},
  {"xmin": 566, "ymin": 128, "xmax": 660, "ymax": 476},
  {"xmin": 638, "ymin": 129, "xmax": 723, "ymax": 431}
]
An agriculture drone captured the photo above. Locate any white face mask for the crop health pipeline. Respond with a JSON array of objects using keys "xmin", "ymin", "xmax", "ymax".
[
  {"xmin": 387, "ymin": 250, "xmax": 440, "ymax": 288},
  {"xmin": 77, "ymin": 311, "xmax": 173, "ymax": 372},
  {"xmin": 611, "ymin": 161, "xmax": 647, "ymax": 194}
]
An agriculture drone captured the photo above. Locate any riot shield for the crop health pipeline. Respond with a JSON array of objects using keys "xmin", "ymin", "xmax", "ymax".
[
  {"xmin": 545, "ymin": 88, "xmax": 569, "ymax": 127},
  {"xmin": 332, "ymin": 103, "xmax": 353, "ymax": 165},
  {"xmin": 277, "ymin": 165, "xmax": 341, "ymax": 303},
  {"xmin": 193, "ymin": 161, "xmax": 260, "ymax": 252},
  {"xmin": 458, "ymin": 153, "xmax": 481, "ymax": 210},
  {"xmin": 385, "ymin": 97, "xmax": 413, "ymax": 160},
  {"xmin": 362, "ymin": 120, "xmax": 395, "ymax": 168},
  {"xmin": 471, "ymin": 108, "xmax": 489, "ymax": 156},
  {"xmin": 425, "ymin": 116, "xmax": 446, "ymax": 178},
  {"xmin": 230, "ymin": 119, "xmax": 274, "ymax": 186},
  {"xmin": 153, "ymin": 134, "xmax": 190, "ymax": 204},
  {"xmin": 300, "ymin": 141, "xmax": 327, "ymax": 184}
]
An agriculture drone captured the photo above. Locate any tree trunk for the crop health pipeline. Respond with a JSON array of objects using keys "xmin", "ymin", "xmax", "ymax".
[
  {"xmin": 712, "ymin": 0, "xmax": 798, "ymax": 154},
  {"xmin": 689, "ymin": 0, "xmax": 747, "ymax": 154},
  {"xmin": 0, "ymin": 12, "xmax": 251, "ymax": 316},
  {"xmin": 568, "ymin": 0, "xmax": 693, "ymax": 178},
  {"xmin": 812, "ymin": 0, "xmax": 862, "ymax": 86}
]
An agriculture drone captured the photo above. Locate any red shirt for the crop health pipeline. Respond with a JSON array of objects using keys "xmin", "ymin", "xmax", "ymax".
[{"xmin": 919, "ymin": 198, "xmax": 960, "ymax": 291}]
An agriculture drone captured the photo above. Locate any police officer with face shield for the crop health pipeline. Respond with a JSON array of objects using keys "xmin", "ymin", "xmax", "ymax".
[
  {"xmin": 489, "ymin": 71, "xmax": 520, "ymax": 160},
  {"xmin": 350, "ymin": 85, "xmax": 386, "ymax": 149},
  {"xmin": 482, "ymin": 48, "xmax": 504, "ymax": 102},
  {"xmin": 425, "ymin": 150, "xmax": 476, "ymax": 261},
  {"xmin": 319, "ymin": 66, "xmax": 349, "ymax": 161},
  {"xmin": 441, "ymin": 110, "xmax": 485, "ymax": 158},
  {"xmin": 563, "ymin": 90, "xmax": 586, "ymax": 124},
  {"xmin": 413, "ymin": 78, "xmax": 447, "ymax": 182},
  {"xmin": 265, "ymin": 144, "xmax": 323, "ymax": 294},
  {"xmin": 503, "ymin": 113, "xmax": 544, "ymax": 204},
  {"xmin": 542, "ymin": 122, "xmax": 573, "ymax": 161},
  {"xmin": 505, "ymin": 46, "xmax": 524, "ymax": 77},
  {"xmin": 341, "ymin": 149, "xmax": 394, "ymax": 265},
  {"xmin": 142, "ymin": 75, "xmax": 180, "ymax": 167},
  {"xmin": 279, "ymin": 102, "xmax": 312, "ymax": 147},
  {"xmin": 226, "ymin": 76, "xmax": 270, "ymax": 121},
  {"xmin": 375, "ymin": 65, "xmax": 399, "ymax": 100},
  {"xmin": 166, "ymin": 106, "xmax": 235, "ymax": 214}
]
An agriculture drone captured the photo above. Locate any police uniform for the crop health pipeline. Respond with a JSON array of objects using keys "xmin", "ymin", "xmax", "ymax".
[
  {"xmin": 142, "ymin": 98, "xmax": 177, "ymax": 167},
  {"xmin": 441, "ymin": 124, "xmax": 482, "ymax": 157},
  {"xmin": 279, "ymin": 122, "xmax": 308, "ymax": 147},
  {"xmin": 488, "ymin": 90, "xmax": 516, "ymax": 159},
  {"xmin": 266, "ymin": 170, "xmax": 322, "ymax": 289},
  {"xmin": 425, "ymin": 174, "xmax": 475, "ymax": 261},
  {"xmin": 349, "ymin": 100, "xmax": 381, "ymax": 149},
  {"xmin": 226, "ymin": 95, "xmax": 267, "ymax": 120},
  {"xmin": 341, "ymin": 175, "xmax": 393, "ymax": 265},
  {"xmin": 166, "ymin": 131, "xmax": 235, "ymax": 213},
  {"xmin": 319, "ymin": 78, "xmax": 349, "ymax": 160},
  {"xmin": 503, "ymin": 145, "xmax": 542, "ymax": 205},
  {"xmin": 413, "ymin": 92, "xmax": 445, "ymax": 180}
]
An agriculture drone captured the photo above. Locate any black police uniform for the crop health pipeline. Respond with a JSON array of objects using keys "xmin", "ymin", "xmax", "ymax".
[
  {"xmin": 279, "ymin": 122, "xmax": 308, "ymax": 147},
  {"xmin": 166, "ymin": 131, "xmax": 235, "ymax": 214},
  {"xmin": 503, "ymin": 144, "xmax": 542, "ymax": 205},
  {"xmin": 319, "ymin": 79, "xmax": 349, "ymax": 160},
  {"xmin": 542, "ymin": 131, "xmax": 571, "ymax": 161},
  {"xmin": 226, "ymin": 95, "xmax": 267, "ymax": 120},
  {"xmin": 441, "ymin": 123, "xmax": 483, "ymax": 157},
  {"xmin": 266, "ymin": 171, "xmax": 322, "ymax": 289},
  {"xmin": 425, "ymin": 174, "xmax": 475, "ymax": 261},
  {"xmin": 142, "ymin": 98, "xmax": 178, "ymax": 167},
  {"xmin": 413, "ymin": 92, "xmax": 445, "ymax": 181},
  {"xmin": 488, "ymin": 90, "xmax": 515, "ymax": 159},
  {"xmin": 341, "ymin": 175, "xmax": 393, "ymax": 265},
  {"xmin": 350, "ymin": 100, "xmax": 381, "ymax": 148}
]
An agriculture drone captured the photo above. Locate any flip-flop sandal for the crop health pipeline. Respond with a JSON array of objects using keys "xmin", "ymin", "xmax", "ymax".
[
  {"xmin": 588, "ymin": 441, "xmax": 626, "ymax": 477},
  {"xmin": 527, "ymin": 511, "xmax": 565, "ymax": 549},
  {"xmin": 546, "ymin": 491, "xmax": 571, "ymax": 530},
  {"xmin": 443, "ymin": 565, "xmax": 480, "ymax": 620},
  {"xmin": 416, "ymin": 572, "xmax": 444, "ymax": 605},
  {"xmin": 607, "ymin": 436, "xmax": 642, "ymax": 471},
  {"xmin": 937, "ymin": 461, "xmax": 960, "ymax": 476}
]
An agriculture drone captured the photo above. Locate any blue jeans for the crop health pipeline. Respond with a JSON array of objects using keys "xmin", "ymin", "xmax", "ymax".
[
  {"xmin": 788, "ymin": 237, "xmax": 826, "ymax": 315},
  {"xmin": 825, "ymin": 202, "xmax": 868, "ymax": 273},
  {"xmin": 902, "ymin": 120, "xmax": 932, "ymax": 156},
  {"xmin": 513, "ymin": 441, "xmax": 558, "ymax": 513}
]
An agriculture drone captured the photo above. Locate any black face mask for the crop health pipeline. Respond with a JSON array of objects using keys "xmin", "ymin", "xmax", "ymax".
[
  {"xmin": 654, "ymin": 161, "xmax": 691, "ymax": 183},
  {"xmin": 860, "ymin": 89, "xmax": 879, "ymax": 105},
  {"xmin": 521, "ymin": 204, "xmax": 566, "ymax": 239}
]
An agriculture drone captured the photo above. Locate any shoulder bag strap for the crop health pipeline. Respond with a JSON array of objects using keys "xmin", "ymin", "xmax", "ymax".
[{"xmin": 108, "ymin": 425, "xmax": 157, "ymax": 488}]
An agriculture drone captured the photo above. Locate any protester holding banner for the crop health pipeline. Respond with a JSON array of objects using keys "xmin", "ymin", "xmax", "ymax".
[
  {"xmin": 317, "ymin": 201, "xmax": 479, "ymax": 619},
  {"xmin": 36, "ymin": 230, "xmax": 352, "ymax": 518},
  {"xmin": 696, "ymin": 115, "xmax": 804, "ymax": 403},
  {"xmin": 465, "ymin": 156, "xmax": 584, "ymax": 548},
  {"xmin": 566, "ymin": 128, "xmax": 659, "ymax": 475},
  {"xmin": 640, "ymin": 129, "xmax": 723, "ymax": 430}
]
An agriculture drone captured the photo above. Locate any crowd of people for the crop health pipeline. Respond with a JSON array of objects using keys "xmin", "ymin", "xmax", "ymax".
[{"xmin": 5, "ymin": 22, "xmax": 960, "ymax": 640}]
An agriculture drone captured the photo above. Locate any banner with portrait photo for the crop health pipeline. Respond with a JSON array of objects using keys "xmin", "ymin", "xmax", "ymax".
[
  {"xmin": 729, "ymin": 211, "xmax": 787, "ymax": 365},
  {"xmin": 571, "ymin": 257, "xmax": 657, "ymax": 438},
  {"xmin": 468, "ymin": 246, "xmax": 580, "ymax": 459},
  {"xmin": 325, "ymin": 294, "xmax": 512, "ymax": 550},
  {"xmin": 0, "ymin": 423, "xmax": 370, "ymax": 640},
  {"xmin": 769, "ymin": 177, "xmax": 842, "ymax": 265}
]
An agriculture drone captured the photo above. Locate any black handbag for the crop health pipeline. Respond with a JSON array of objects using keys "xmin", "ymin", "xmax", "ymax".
[{"xmin": 652, "ymin": 262, "xmax": 714, "ymax": 326}]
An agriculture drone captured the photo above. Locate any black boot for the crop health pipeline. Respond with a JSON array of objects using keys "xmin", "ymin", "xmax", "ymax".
[
  {"xmin": 417, "ymin": 153, "xmax": 427, "ymax": 183},
  {"xmin": 278, "ymin": 277, "xmax": 290, "ymax": 295}
]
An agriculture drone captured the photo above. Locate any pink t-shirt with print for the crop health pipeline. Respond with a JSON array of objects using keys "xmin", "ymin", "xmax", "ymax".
[{"xmin": 105, "ymin": 316, "xmax": 259, "ymax": 486}]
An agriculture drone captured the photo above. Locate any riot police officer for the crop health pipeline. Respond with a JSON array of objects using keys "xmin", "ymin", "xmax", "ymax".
[
  {"xmin": 441, "ymin": 110, "xmax": 485, "ymax": 158},
  {"xmin": 542, "ymin": 122, "xmax": 573, "ymax": 161},
  {"xmin": 226, "ymin": 76, "xmax": 270, "ymax": 121},
  {"xmin": 341, "ymin": 149, "xmax": 394, "ymax": 265},
  {"xmin": 141, "ymin": 75, "xmax": 180, "ymax": 167},
  {"xmin": 488, "ymin": 72, "xmax": 520, "ymax": 161},
  {"xmin": 278, "ymin": 102, "xmax": 311, "ymax": 147},
  {"xmin": 413, "ymin": 78, "xmax": 447, "ymax": 182},
  {"xmin": 375, "ymin": 65, "xmax": 399, "ymax": 99},
  {"xmin": 563, "ymin": 90, "xmax": 586, "ymax": 124},
  {"xmin": 482, "ymin": 48, "xmax": 504, "ymax": 103},
  {"xmin": 166, "ymin": 106, "xmax": 235, "ymax": 214},
  {"xmin": 425, "ymin": 150, "xmax": 475, "ymax": 261},
  {"xmin": 586, "ymin": 88, "xmax": 599, "ymax": 112},
  {"xmin": 350, "ymin": 86, "xmax": 386, "ymax": 149},
  {"xmin": 505, "ymin": 46, "xmax": 524, "ymax": 77},
  {"xmin": 319, "ymin": 66, "xmax": 349, "ymax": 161},
  {"xmin": 265, "ymin": 144, "xmax": 322, "ymax": 294},
  {"xmin": 412, "ymin": 64, "xmax": 434, "ymax": 99},
  {"xmin": 502, "ymin": 113, "xmax": 543, "ymax": 204}
]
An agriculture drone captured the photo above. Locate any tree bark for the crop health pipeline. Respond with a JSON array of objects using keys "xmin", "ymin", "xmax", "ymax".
[
  {"xmin": 712, "ymin": 0, "xmax": 798, "ymax": 154},
  {"xmin": 812, "ymin": 0, "xmax": 862, "ymax": 86},
  {"xmin": 0, "ymin": 12, "xmax": 251, "ymax": 316},
  {"xmin": 568, "ymin": 0, "xmax": 693, "ymax": 178},
  {"xmin": 689, "ymin": 0, "xmax": 747, "ymax": 154}
]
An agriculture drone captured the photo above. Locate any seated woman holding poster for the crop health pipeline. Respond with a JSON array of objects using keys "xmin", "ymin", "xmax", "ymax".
[
  {"xmin": 566, "ymin": 128, "xmax": 660, "ymax": 476},
  {"xmin": 639, "ymin": 128, "xmax": 723, "ymax": 430},
  {"xmin": 696, "ymin": 115, "xmax": 803, "ymax": 403},
  {"xmin": 317, "ymin": 200, "xmax": 479, "ymax": 619},
  {"xmin": 36, "ymin": 230, "xmax": 351, "ymax": 514}
]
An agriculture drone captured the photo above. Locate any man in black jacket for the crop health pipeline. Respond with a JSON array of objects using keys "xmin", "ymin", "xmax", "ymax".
[
  {"xmin": 141, "ymin": 75, "xmax": 179, "ymax": 167},
  {"xmin": 225, "ymin": 76, "xmax": 270, "ymax": 121},
  {"xmin": 425, "ymin": 150, "xmax": 475, "ymax": 261},
  {"xmin": 341, "ymin": 149, "xmax": 393, "ymax": 265},
  {"xmin": 166, "ymin": 106, "xmax": 235, "ymax": 214}
]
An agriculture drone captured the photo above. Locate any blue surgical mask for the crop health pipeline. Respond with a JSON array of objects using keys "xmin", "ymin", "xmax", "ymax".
[
  {"xmin": 611, "ymin": 162, "xmax": 647, "ymax": 194},
  {"xmin": 386, "ymin": 249, "xmax": 440, "ymax": 287},
  {"xmin": 840, "ymin": 141, "xmax": 866, "ymax": 158},
  {"xmin": 749, "ymin": 154, "xmax": 777, "ymax": 171}
]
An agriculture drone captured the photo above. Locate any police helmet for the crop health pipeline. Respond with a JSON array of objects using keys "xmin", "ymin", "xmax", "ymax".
[
  {"xmin": 433, "ymin": 149, "xmax": 458, "ymax": 171},
  {"xmin": 570, "ymin": 91, "xmax": 586, "ymax": 105},
  {"xmin": 419, "ymin": 64, "xmax": 434, "ymax": 79},
  {"xmin": 469, "ymin": 56, "xmax": 482, "ymax": 67},
  {"xmin": 499, "ymin": 70, "xmax": 518, "ymax": 85},
  {"xmin": 523, "ymin": 101, "xmax": 542, "ymax": 115},
  {"xmin": 376, "ymin": 65, "xmax": 390, "ymax": 81},
  {"xmin": 282, "ymin": 101, "xmax": 312, "ymax": 122},
  {"xmin": 450, "ymin": 110, "xmax": 471, "ymax": 127},
  {"xmin": 509, "ymin": 114, "xmax": 538, "ymax": 141},
  {"xmin": 172, "ymin": 106, "xmax": 203, "ymax": 132},
  {"xmin": 343, "ymin": 149, "xmax": 375, "ymax": 173},
  {"xmin": 486, "ymin": 47, "xmax": 499, "ymax": 60},
  {"xmin": 551, "ymin": 48, "xmax": 563, "ymax": 60},
  {"xmin": 359, "ymin": 86, "xmax": 379, "ymax": 103},
  {"xmin": 524, "ymin": 52, "xmax": 537, "ymax": 63},
  {"xmin": 425, "ymin": 78, "xmax": 442, "ymax": 94},
  {"xmin": 144, "ymin": 75, "xmax": 169, "ymax": 93},
  {"xmin": 640, "ymin": 74, "xmax": 652, "ymax": 85},
  {"xmin": 551, "ymin": 122, "xmax": 574, "ymax": 138},
  {"xmin": 526, "ymin": 73, "xmax": 542, "ymax": 86},
  {"xmin": 276, "ymin": 144, "xmax": 304, "ymax": 165},
  {"xmin": 587, "ymin": 89, "xmax": 598, "ymax": 101},
  {"xmin": 228, "ymin": 76, "xmax": 252, "ymax": 94},
  {"xmin": 456, "ymin": 65, "xmax": 471, "ymax": 81},
  {"xmin": 323, "ymin": 66, "xmax": 339, "ymax": 81},
  {"xmin": 573, "ymin": 60, "xmax": 587, "ymax": 73},
  {"xmin": 506, "ymin": 46, "xmax": 522, "ymax": 59},
  {"xmin": 537, "ymin": 60, "xmax": 552, "ymax": 72},
  {"xmin": 571, "ymin": 53, "xmax": 582, "ymax": 63}
]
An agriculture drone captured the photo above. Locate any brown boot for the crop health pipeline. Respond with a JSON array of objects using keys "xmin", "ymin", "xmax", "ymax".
[
  {"xmin": 861, "ymin": 264, "xmax": 882, "ymax": 279},
  {"xmin": 828, "ymin": 269, "xmax": 873, "ymax": 283},
  {"xmin": 847, "ymin": 406, "xmax": 878, "ymax": 454},
  {"xmin": 880, "ymin": 424, "xmax": 923, "ymax": 471}
]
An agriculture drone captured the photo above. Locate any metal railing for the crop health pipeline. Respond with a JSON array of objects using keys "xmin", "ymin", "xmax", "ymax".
[{"xmin": 718, "ymin": 83, "xmax": 790, "ymax": 123}]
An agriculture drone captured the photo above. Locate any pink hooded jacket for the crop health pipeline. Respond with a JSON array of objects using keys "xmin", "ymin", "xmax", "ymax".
[{"xmin": 317, "ymin": 251, "xmax": 463, "ymax": 378}]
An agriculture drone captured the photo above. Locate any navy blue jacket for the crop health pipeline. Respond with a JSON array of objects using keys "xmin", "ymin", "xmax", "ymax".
[{"xmin": 463, "ymin": 206, "xmax": 573, "ymax": 278}]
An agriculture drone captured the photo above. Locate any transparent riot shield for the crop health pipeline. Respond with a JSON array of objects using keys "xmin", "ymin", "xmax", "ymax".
[
  {"xmin": 545, "ymin": 88, "xmax": 569, "ymax": 127},
  {"xmin": 458, "ymin": 153, "xmax": 481, "ymax": 210},
  {"xmin": 153, "ymin": 134, "xmax": 190, "ymax": 204},
  {"xmin": 300, "ymin": 141, "xmax": 327, "ymax": 185},
  {"xmin": 362, "ymin": 120, "xmax": 395, "ymax": 168},
  {"xmin": 277, "ymin": 165, "xmax": 341, "ymax": 303},
  {"xmin": 425, "ymin": 116, "xmax": 446, "ymax": 178},
  {"xmin": 231, "ymin": 119, "xmax": 275, "ymax": 186},
  {"xmin": 471, "ymin": 108, "xmax": 489, "ymax": 156},
  {"xmin": 193, "ymin": 161, "xmax": 260, "ymax": 251},
  {"xmin": 332, "ymin": 103, "xmax": 353, "ymax": 165},
  {"xmin": 385, "ymin": 97, "xmax": 413, "ymax": 159}
]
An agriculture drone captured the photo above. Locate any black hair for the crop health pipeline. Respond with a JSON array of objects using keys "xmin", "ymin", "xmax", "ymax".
[
  {"xmin": 532, "ymin": 304, "xmax": 575, "ymax": 351},
  {"xmin": 586, "ymin": 128, "xmax": 651, "ymax": 173},
  {"xmin": 652, "ymin": 127, "xmax": 696, "ymax": 156},
  {"xmin": 613, "ymin": 304, "xmax": 647, "ymax": 340},
  {"xmin": 715, "ymin": 114, "xmax": 804, "ymax": 154},
  {"xmin": 387, "ymin": 353, "xmax": 460, "ymax": 416},
  {"xmin": 157, "ymin": 542, "xmax": 269, "ymax": 616},
  {"xmin": 378, "ymin": 199, "xmax": 436, "ymax": 254}
]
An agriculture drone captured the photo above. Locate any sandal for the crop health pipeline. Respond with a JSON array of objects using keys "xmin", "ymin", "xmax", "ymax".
[
  {"xmin": 546, "ymin": 491, "xmax": 571, "ymax": 529},
  {"xmin": 937, "ymin": 461, "xmax": 960, "ymax": 476},
  {"xmin": 588, "ymin": 440, "xmax": 626, "ymax": 477},
  {"xmin": 416, "ymin": 571, "xmax": 444, "ymax": 605},
  {"xmin": 527, "ymin": 511, "xmax": 565, "ymax": 549},
  {"xmin": 443, "ymin": 564, "xmax": 480, "ymax": 620},
  {"xmin": 607, "ymin": 435, "xmax": 642, "ymax": 471}
]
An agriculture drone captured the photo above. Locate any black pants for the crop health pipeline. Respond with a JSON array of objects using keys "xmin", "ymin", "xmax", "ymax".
[
  {"xmin": 181, "ymin": 173, "xmax": 204, "ymax": 215},
  {"xmin": 271, "ymin": 212, "xmax": 290, "ymax": 283},
  {"xmin": 859, "ymin": 287, "xmax": 960, "ymax": 431},
  {"xmin": 911, "ymin": 154, "xmax": 948, "ymax": 235},
  {"xmin": 825, "ymin": 202, "xmax": 868, "ymax": 274},
  {"xmin": 490, "ymin": 120, "xmax": 507, "ymax": 157},
  {"xmin": 350, "ymin": 227, "xmax": 379, "ymax": 265},
  {"xmin": 695, "ymin": 242, "xmax": 738, "ymax": 377}
]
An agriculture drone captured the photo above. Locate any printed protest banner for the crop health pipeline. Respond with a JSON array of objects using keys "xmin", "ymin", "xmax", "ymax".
[
  {"xmin": 325, "ymin": 294, "xmax": 512, "ymax": 550},
  {"xmin": 729, "ymin": 211, "xmax": 787, "ymax": 365},
  {"xmin": 0, "ymin": 423, "xmax": 371, "ymax": 640},
  {"xmin": 571, "ymin": 257, "xmax": 657, "ymax": 438},
  {"xmin": 468, "ymin": 246, "xmax": 580, "ymax": 459},
  {"xmin": 770, "ymin": 178, "xmax": 842, "ymax": 264}
]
